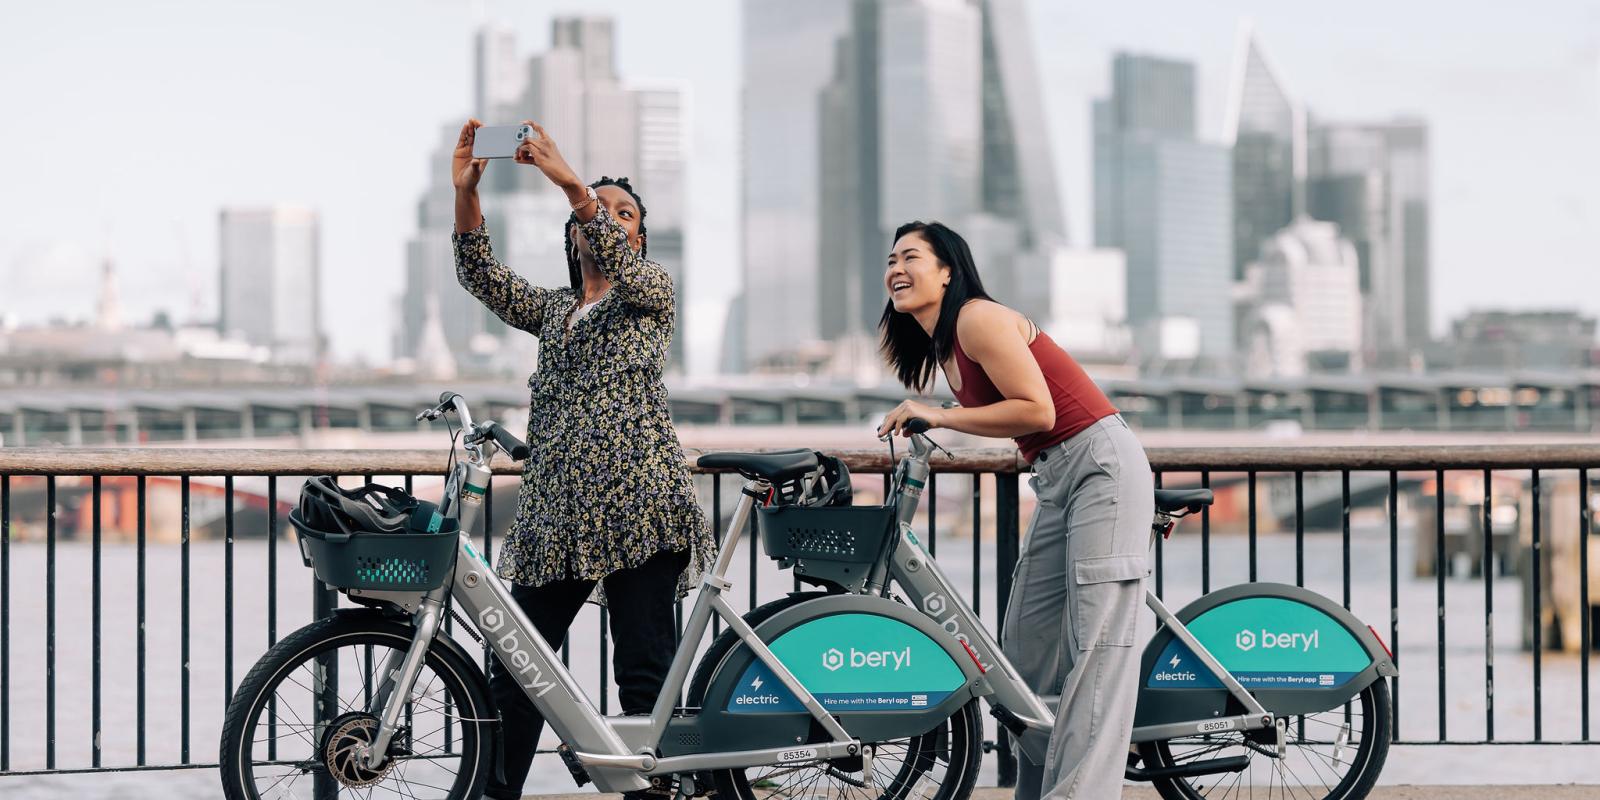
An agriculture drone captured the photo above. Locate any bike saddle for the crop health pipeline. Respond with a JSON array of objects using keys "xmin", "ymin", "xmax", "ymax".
[
  {"xmin": 697, "ymin": 449, "xmax": 820, "ymax": 483},
  {"xmin": 1154, "ymin": 488, "xmax": 1214, "ymax": 514}
]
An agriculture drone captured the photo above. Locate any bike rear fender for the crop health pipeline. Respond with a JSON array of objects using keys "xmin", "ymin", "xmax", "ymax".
[{"xmin": 1135, "ymin": 583, "xmax": 1396, "ymax": 726}]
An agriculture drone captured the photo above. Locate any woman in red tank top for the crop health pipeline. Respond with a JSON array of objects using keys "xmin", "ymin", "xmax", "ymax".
[{"xmin": 875, "ymin": 221, "xmax": 1154, "ymax": 800}]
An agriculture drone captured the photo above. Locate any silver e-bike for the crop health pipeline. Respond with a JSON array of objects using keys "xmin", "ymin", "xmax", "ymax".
[
  {"xmin": 799, "ymin": 419, "xmax": 1397, "ymax": 800},
  {"xmin": 220, "ymin": 393, "xmax": 992, "ymax": 800}
]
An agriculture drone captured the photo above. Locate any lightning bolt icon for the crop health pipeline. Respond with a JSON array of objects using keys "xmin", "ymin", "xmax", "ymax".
[
  {"xmin": 1170, "ymin": 655, "xmax": 1181, "ymax": 669},
  {"xmin": 752, "ymin": 676, "xmax": 764, "ymax": 690}
]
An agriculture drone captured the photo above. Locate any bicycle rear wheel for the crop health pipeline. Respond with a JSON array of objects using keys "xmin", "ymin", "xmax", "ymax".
[
  {"xmin": 219, "ymin": 612, "xmax": 494, "ymax": 800},
  {"xmin": 1138, "ymin": 679, "xmax": 1391, "ymax": 800}
]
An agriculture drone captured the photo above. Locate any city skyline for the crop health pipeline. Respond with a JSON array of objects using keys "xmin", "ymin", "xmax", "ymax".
[{"xmin": 4, "ymin": 1, "xmax": 1599, "ymax": 375}]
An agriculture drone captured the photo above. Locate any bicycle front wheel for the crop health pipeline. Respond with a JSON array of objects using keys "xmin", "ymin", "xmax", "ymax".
[
  {"xmin": 1138, "ymin": 678, "xmax": 1391, "ymax": 800},
  {"xmin": 219, "ymin": 612, "xmax": 495, "ymax": 800}
]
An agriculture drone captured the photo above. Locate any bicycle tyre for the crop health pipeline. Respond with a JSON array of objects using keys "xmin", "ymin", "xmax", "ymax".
[
  {"xmin": 1139, "ymin": 678, "xmax": 1391, "ymax": 800},
  {"xmin": 219, "ymin": 611, "xmax": 495, "ymax": 800}
]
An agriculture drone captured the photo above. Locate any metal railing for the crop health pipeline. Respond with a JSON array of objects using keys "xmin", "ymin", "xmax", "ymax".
[{"xmin": 1, "ymin": 444, "xmax": 1598, "ymax": 787}]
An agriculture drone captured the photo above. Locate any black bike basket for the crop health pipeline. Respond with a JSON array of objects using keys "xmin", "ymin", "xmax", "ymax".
[
  {"xmin": 757, "ymin": 504, "xmax": 896, "ymax": 590},
  {"xmin": 290, "ymin": 507, "xmax": 461, "ymax": 593}
]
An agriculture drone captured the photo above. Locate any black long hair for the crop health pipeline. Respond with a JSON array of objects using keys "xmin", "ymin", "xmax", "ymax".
[
  {"xmin": 564, "ymin": 176, "xmax": 647, "ymax": 293},
  {"xmin": 878, "ymin": 221, "xmax": 994, "ymax": 392}
]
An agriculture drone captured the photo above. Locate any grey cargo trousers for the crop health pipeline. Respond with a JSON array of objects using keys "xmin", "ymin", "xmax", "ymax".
[{"xmin": 1002, "ymin": 414, "xmax": 1154, "ymax": 800}]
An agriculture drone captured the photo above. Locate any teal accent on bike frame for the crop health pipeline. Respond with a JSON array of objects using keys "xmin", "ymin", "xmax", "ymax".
[
  {"xmin": 727, "ymin": 613, "xmax": 966, "ymax": 713},
  {"xmin": 1148, "ymin": 596, "xmax": 1372, "ymax": 689}
]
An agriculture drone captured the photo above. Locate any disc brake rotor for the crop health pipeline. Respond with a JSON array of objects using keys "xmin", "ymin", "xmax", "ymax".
[{"xmin": 322, "ymin": 712, "xmax": 397, "ymax": 788}]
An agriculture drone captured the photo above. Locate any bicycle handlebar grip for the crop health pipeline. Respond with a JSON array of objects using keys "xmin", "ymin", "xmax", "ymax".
[
  {"xmin": 484, "ymin": 421, "xmax": 531, "ymax": 461},
  {"xmin": 904, "ymin": 417, "xmax": 932, "ymax": 434}
]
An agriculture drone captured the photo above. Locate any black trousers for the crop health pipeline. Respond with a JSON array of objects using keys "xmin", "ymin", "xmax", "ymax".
[{"xmin": 484, "ymin": 548, "xmax": 689, "ymax": 800}]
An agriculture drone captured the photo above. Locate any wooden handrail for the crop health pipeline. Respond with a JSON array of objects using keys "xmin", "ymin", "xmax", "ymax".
[{"xmin": 4, "ymin": 443, "xmax": 1600, "ymax": 476}]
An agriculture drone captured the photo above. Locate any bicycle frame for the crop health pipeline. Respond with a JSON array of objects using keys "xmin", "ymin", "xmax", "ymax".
[
  {"xmin": 880, "ymin": 433, "xmax": 1277, "ymax": 763},
  {"xmin": 357, "ymin": 421, "xmax": 874, "ymax": 793}
]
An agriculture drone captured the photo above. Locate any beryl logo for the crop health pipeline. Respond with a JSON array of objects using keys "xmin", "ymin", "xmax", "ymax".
[
  {"xmin": 822, "ymin": 648, "xmax": 846, "ymax": 671},
  {"xmin": 821, "ymin": 646, "xmax": 913, "ymax": 671},
  {"xmin": 1236, "ymin": 628, "xmax": 1321, "ymax": 652},
  {"xmin": 478, "ymin": 606, "xmax": 556, "ymax": 696}
]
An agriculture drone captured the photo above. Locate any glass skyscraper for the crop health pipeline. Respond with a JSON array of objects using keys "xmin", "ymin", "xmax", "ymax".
[
  {"xmin": 1094, "ymin": 53, "xmax": 1234, "ymax": 365},
  {"xmin": 1224, "ymin": 23, "xmax": 1298, "ymax": 280},
  {"xmin": 740, "ymin": 0, "xmax": 1067, "ymax": 372}
]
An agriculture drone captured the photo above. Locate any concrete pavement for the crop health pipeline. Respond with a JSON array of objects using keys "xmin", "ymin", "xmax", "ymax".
[{"xmin": 529, "ymin": 788, "xmax": 1597, "ymax": 800}]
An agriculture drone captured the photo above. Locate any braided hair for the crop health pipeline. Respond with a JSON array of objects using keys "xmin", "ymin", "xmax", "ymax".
[{"xmin": 564, "ymin": 176, "xmax": 648, "ymax": 294}]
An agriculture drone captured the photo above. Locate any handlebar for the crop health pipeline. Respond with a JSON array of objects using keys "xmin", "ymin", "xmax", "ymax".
[
  {"xmin": 481, "ymin": 421, "xmax": 531, "ymax": 461},
  {"xmin": 416, "ymin": 392, "xmax": 529, "ymax": 462}
]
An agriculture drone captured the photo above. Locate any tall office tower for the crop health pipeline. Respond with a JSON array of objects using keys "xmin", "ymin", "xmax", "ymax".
[
  {"xmin": 400, "ymin": 20, "xmax": 688, "ymax": 373},
  {"xmin": 635, "ymin": 84, "xmax": 690, "ymax": 372},
  {"xmin": 1224, "ymin": 22, "xmax": 1300, "ymax": 280},
  {"xmin": 1094, "ymin": 53, "xmax": 1233, "ymax": 366},
  {"xmin": 526, "ymin": 17, "xmax": 637, "ymax": 184},
  {"xmin": 878, "ymin": 0, "xmax": 982, "ymax": 227},
  {"xmin": 474, "ymin": 24, "xmax": 525, "ymax": 124},
  {"xmin": 218, "ymin": 206, "xmax": 322, "ymax": 364},
  {"xmin": 1307, "ymin": 117, "xmax": 1431, "ymax": 362},
  {"xmin": 817, "ymin": 1, "xmax": 881, "ymax": 347},
  {"xmin": 739, "ymin": 0, "xmax": 854, "ymax": 372},
  {"xmin": 783, "ymin": 0, "xmax": 1066, "ymax": 373}
]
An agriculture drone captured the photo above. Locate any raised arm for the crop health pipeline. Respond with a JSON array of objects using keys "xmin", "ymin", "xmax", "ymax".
[
  {"xmin": 452, "ymin": 225, "xmax": 551, "ymax": 335},
  {"xmin": 576, "ymin": 205, "xmax": 674, "ymax": 312},
  {"xmin": 449, "ymin": 119, "xmax": 550, "ymax": 334},
  {"xmin": 512, "ymin": 121, "xmax": 674, "ymax": 313}
]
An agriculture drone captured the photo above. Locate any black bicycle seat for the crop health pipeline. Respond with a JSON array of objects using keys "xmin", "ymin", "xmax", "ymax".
[
  {"xmin": 1154, "ymin": 488, "xmax": 1214, "ymax": 514},
  {"xmin": 697, "ymin": 449, "xmax": 820, "ymax": 483}
]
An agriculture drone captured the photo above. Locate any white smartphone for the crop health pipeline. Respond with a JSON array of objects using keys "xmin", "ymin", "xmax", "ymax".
[{"xmin": 471, "ymin": 124, "xmax": 534, "ymax": 159}]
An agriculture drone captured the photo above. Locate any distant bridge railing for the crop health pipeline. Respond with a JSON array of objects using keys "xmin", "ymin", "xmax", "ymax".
[{"xmin": 1, "ymin": 444, "xmax": 1598, "ymax": 787}]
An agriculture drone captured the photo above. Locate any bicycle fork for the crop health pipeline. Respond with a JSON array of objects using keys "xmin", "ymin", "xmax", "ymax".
[{"xmin": 359, "ymin": 459, "xmax": 491, "ymax": 771}]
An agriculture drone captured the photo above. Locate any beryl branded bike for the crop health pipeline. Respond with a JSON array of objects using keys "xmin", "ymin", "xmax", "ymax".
[
  {"xmin": 220, "ymin": 393, "xmax": 990, "ymax": 800},
  {"xmin": 220, "ymin": 391, "xmax": 1395, "ymax": 800},
  {"xmin": 765, "ymin": 419, "xmax": 1397, "ymax": 800}
]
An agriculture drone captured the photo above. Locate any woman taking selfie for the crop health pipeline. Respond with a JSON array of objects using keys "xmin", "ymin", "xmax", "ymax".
[
  {"xmin": 450, "ymin": 118, "xmax": 713, "ymax": 800},
  {"xmin": 875, "ymin": 221, "xmax": 1153, "ymax": 800}
]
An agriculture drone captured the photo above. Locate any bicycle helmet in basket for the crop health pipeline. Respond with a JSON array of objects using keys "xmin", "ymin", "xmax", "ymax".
[{"xmin": 296, "ymin": 476, "xmax": 447, "ymax": 536}]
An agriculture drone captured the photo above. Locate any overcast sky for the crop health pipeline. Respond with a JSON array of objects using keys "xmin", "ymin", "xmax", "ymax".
[{"xmin": 4, "ymin": 1, "xmax": 1598, "ymax": 375}]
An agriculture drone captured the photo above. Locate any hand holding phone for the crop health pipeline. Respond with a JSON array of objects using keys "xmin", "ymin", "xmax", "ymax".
[{"xmin": 471, "ymin": 124, "xmax": 536, "ymax": 159}]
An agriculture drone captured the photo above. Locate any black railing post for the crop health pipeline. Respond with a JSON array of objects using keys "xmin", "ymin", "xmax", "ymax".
[
  {"xmin": 92, "ymin": 475, "xmax": 102, "ymax": 768},
  {"xmin": 180, "ymin": 476, "xmax": 192, "ymax": 763},
  {"xmin": 1581, "ymin": 468, "xmax": 1591, "ymax": 741},
  {"xmin": 1200, "ymin": 470, "xmax": 1211, "ymax": 594},
  {"xmin": 1388, "ymin": 470, "xmax": 1400, "ymax": 739},
  {"xmin": 266, "ymin": 475, "xmax": 278, "ymax": 762},
  {"xmin": 1, "ymin": 474, "xmax": 8, "ymax": 773},
  {"xmin": 1436, "ymin": 469, "xmax": 1447, "ymax": 742},
  {"xmin": 1482, "ymin": 468, "xmax": 1494, "ymax": 741},
  {"xmin": 993, "ymin": 472, "xmax": 1021, "ymax": 789},
  {"xmin": 1531, "ymin": 468, "xmax": 1542, "ymax": 742},
  {"xmin": 313, "ymin": 546, "xmax": 340, "ymax": 800},
  {"xmin": 46, "ymin": 475, "xmax": 56, "ymax": 770},
  {"xmin": 136, "ymin": 475, "xmax": 146, "ymax": 765}
]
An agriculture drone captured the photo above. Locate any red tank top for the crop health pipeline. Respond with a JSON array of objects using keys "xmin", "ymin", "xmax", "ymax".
[{"xmin": 949, "ymin": 329, "xmax": 1118, "ymax": 463}]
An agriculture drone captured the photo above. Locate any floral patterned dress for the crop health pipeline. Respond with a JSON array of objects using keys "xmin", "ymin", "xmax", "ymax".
[{"xmin": 452, "ymin": 206, "xmax": 714, "ymax": 599}]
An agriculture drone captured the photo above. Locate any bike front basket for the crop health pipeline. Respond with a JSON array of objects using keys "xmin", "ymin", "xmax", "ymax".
[
  {"xmin": 289, "ymin": 509, "xmax": 460, "ymax": 592},
  {"xmin": 756, "ymin": 504, "xmax": 896, "ymax": 567}
]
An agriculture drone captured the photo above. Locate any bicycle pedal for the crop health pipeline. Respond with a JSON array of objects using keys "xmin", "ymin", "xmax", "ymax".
[{"xmin": 557, "ymin": 743, "xmax": 592, "ymax": 787}]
